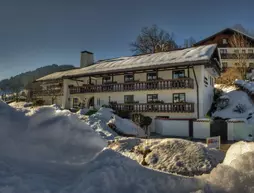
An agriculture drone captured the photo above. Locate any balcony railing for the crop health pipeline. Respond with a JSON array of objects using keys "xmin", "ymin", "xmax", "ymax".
[
  {"xmin": 112, "ymin": 102, "xmax": 194, "ymax": 113},
  {"xmin": 69, "ymin": 78, "xmax": 194, "ymax": 94},
  {"xmin": 31, "ymin": 89, "xmax": 63, "ymax": 97},
  {"xmin": 220, "ymin": 53, "xmax": 254, "ymax": 59}
]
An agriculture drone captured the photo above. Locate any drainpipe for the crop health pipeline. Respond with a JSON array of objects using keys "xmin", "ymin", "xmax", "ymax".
[{"xmin": 192, "ymin": 66, "xmax": 199, "ymax": 119}]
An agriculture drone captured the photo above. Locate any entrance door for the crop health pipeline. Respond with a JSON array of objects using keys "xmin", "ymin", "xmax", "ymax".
[{"xmin": 210, "ymin": 120, "xmax": 228, "ymax": 141}]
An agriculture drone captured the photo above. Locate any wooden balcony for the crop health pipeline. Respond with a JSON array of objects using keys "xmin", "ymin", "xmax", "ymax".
[
  {"xmin": 112, "ymin": 102, "xmax": 194, "ymax": 113},
  {"xmin": 220, "ymin": 53, "xmax": 254, "ymax": 59},
  {"xmin": 69, "ymin": 78, "xmax": 194, "ymax": 94},
  {"xmin": 31, "ymin": 89, "xmax": 63, "ymax": 97}
]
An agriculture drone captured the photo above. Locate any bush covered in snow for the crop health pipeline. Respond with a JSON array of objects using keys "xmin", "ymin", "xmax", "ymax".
[{"xmin": 233, "ymin": 103, "xmax": 247, "ymax": 113}]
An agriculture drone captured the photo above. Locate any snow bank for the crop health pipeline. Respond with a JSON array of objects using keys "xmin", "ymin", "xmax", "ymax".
[
  {"xmin": 0, "ymin": 100, "xmax": 106, "ymax": 163},
  {"xmin": 86, "ymin": 108, "xmax": 146, "ymax": 140},
  {"xmin": 111, "ymin": 138, "xmax": 224, "ymax": 176},
  {"xmin": 235, "ymin": 79, "xmax": 254, "ymax": 94},
  {"xmin": 202, "ymin": 141, "xmax": 254, "ymax": 193},
  {"xmin": 2, "ymin": 99, "xmax": 254, "ymax": 192},
  {"xmin": 213, "ymin": 90, "xmax": 254, "ymax": 120}
]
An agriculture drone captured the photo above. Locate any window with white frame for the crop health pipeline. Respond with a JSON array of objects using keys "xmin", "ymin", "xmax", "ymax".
[
  {"xmin": 147, "ymin": 72, "xmax": 157, "ymax": 81},
  {"xmin": 173, "ymin": 93, "xmax": 186, "ymax": 103},
  {"xmin": 124, "ymin": 74, "xmax": 134, "ymax": 82},
  {"xmin": 242, "ymin": 49, "xmax": 246, "ymax": 54},
  {"xmin": 102, "ymin": 76, "xmax": 111, "ymax": 84},
  {"xmin": 248, "ymin": 49, "xmax": 253, "ymax": 53},
  {"xmin": 124, "ymin": 95, "xmax": 134, "ymax": 103},
  {"xmin": 173, "ymin": 70, "xmax": 185, "ymax": 79},
  {"xmin": 147, "ymin": 94, "xmax": 158, "ymax": 103},
  {"xmin": 220, "ymin": 49, "xmax": 227, "ymax": 54}
]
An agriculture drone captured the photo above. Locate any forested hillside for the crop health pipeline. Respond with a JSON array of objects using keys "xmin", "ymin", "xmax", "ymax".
[{"xmin": 0, "ymin": 64, "xmax": 75, "ymax": 92}]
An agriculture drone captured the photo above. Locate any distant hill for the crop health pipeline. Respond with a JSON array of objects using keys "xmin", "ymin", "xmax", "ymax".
[{"xmin": 0, "ymin": 64, "xmax": 75, "ymax": 92}]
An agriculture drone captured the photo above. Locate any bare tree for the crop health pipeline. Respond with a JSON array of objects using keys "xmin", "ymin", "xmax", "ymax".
[
  {"xmin": 130, "ymin": 25, "xmax": 178, "ymax": 55},
  {"xmin": 229, "ymin": 32, "xmax": 251, "ymax": 79},
  {"xmin": 184, "ymin": 37, "xmax": 196, "ymax": 48},
  {"xmin": 216, "ymin": 67, "xmax": 242, "ymax": 85}
]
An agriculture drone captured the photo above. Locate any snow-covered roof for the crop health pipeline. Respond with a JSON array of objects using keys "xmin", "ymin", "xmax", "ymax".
[
  {"xmin": 37, "ymin": 44, "xmax": 217, "ymax": 81},
  {"xmin": 195, "ymin": 28, "xmax": 254, "ymax": 46}
]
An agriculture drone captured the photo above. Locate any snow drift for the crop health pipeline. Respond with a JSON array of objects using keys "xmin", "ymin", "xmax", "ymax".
[
  {"xmin": 1, "ymin": 100, "xmax": 254, "ymax": 193},
  {"xmin": 0, "ymin": 100, "xmax": 106, "ymax": 163},
  {"xmin": 110, "ymin": 138, "xmax": 224, "ymax": 176}
]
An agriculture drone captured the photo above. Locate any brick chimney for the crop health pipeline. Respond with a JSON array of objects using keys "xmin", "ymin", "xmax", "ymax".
[{"xmin": 80, "ymin": 50, "xmax": 94, "ymax": 68}]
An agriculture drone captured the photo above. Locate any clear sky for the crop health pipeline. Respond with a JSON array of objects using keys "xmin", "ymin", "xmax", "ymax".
[{"xmin": 0, "ymin": 0, "xmax": 253, "ymax": 80}]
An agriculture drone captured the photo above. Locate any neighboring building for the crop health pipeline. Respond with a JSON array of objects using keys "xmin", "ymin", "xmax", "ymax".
[
  {"xmin": 194, "ymin": 28, "xmax": 254, "ymax": 69},
  {"xmin": 34, "ymin": 44, "xmax": 220, "ymax": 132}
]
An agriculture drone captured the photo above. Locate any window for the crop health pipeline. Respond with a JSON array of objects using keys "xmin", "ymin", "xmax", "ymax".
[
  {"xmin": 173, "ymin": 93, "xmax": 186, "ymax": 103},
  {"xmin": 147, "ymin": 72, "xmax": 157, "ymax": 81},
  {"xmin": 173, "ymin": 70, "xmax": 185, "ymax": 79},
  {"xmin": 220, "ymin": 49, "xmax": 227, "ymax": 54},
  {"xmin": 96, "ymin": 98, "xmax": 100, "ymax": 106},
  {"xmin": 222, "ymin": 39, "xmax": 228, "ymax": 44},
  {"xmin": 73, "ymin": 98, "xmax": 79, "ymax": 109},
  {"xmin": 222, "ymin": 62, "xmax": 228, "ymax": 68},
  {"xmin": 234, "ymin": 49, "xmax": 239, "ymax": 53},
  {"xmin": 242, "ymin": 49, "xmax": 246, "ymax": 54},
  {"xmin": 248, "ymin": 49, "xmax": 253, "ymax": 53},
  {"xmin": 249, "ymin": 63, "xmax": 254, "ymax": 68},
  {"xmin": 124, "ymin": 74, "xmax": 134, "ymax": 82},
  {"xmin": 102, "ymin": 76, "xmax": 111, "ymax": 84},
  {"xmin": 124, "ymin": 95, "xmax": 134, "ymax": 103},
  {"xmin": 147, "ymin": 94, "xmax": 158, "ymax": 103}
]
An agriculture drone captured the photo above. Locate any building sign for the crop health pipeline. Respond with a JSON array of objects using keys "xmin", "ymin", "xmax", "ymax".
[{"xmin": 206, "ymin": 136, "xmax": 220, "ymax": 149}]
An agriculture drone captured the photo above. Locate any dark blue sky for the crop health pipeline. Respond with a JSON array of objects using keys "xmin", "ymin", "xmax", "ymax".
[{"xmin": 0, "ymin": 0, "xmax": 253, "ymax": 80}]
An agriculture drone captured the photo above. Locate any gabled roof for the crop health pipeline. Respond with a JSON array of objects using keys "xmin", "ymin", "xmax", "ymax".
[
  {"xmin": 194, "ymin": 28, "xmax": 254, "ymax": 46},
  {"xmin": 37, "ymin": 44, "xmax": 217, "ymax": 81}
]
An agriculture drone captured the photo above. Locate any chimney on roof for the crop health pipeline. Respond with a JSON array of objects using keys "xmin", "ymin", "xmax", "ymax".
[{"xmin": 80, "ymin": 50, "xmax": 94, "ymax": 68}]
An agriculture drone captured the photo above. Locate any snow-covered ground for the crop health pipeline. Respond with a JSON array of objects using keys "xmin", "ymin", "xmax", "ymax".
[
  {"xmin": 1, "ymin": 100, "xmax": 254, "ymax": 192},
  {"xmin": 110, "ymin": 138, "xmax": 224, "ymax": 176}
]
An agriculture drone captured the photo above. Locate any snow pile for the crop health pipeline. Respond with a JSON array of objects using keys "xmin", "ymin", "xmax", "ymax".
[
  {"xmin": 235, "ymin": 79, "xmax": 254, "ymax": 94},
  {"xmin": 110, "ymin": 138, "xmax": 224, "ymax": 176},
  {"xmin": 0, "ymin": 100, "xmax": 106, "ymax": 163},
  {"xmin": 213, "ymin": 90, "xmax": 254, "ymax": 120},
  {"xmin": 86, "ymin": 108, "xmax": 146, "ymax": 140},
  {"xmin": 203, "ymin": 141, "xmax": 254, "ymax": 193},
  {"xmin": 2, "ymin": 100, "xmax": 254, "ymax": 192}
]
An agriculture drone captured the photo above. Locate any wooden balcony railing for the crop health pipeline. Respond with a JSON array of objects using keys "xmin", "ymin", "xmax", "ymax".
[
  {"xmin": 112, "ymin": 102, "xmax": 194, "ymax": 113},
  {"xmin": 31, "ymin": 89, "xmax": 63, "ymax": 97},
  {"xmin": 69, "ymin": 78, "xmax": 194, "ymax": 94},
  {"xmin": 220, "ymin": 53, "xmax": 254, "ymax": 59}
]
